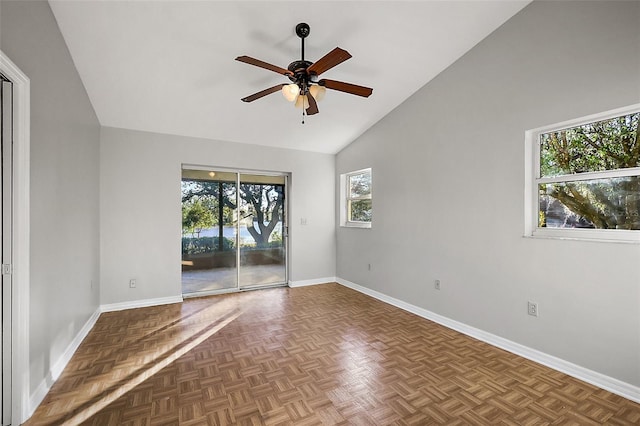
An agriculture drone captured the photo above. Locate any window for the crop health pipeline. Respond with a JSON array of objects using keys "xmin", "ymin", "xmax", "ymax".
[
  {"xmin": 340, "ymin": 168, "xmax": 372, "ymax": 228},
  {"xmin": 525, "ymin": 104, "xmax": 640, "ymax": 242}
]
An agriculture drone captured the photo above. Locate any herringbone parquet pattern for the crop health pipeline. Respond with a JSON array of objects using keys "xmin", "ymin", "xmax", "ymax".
[{"xmin": 25, "ymin": 283, "xmax": 640, "ymax": 425}]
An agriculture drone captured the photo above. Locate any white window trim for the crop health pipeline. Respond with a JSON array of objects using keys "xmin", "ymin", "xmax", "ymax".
[
  {"xmin": 340, "ymin": 168, "xmax": 372, "ymax": 228},
  {"xmin": 524, "ymin": 103, "xmax": 640, "ymax": 243}
]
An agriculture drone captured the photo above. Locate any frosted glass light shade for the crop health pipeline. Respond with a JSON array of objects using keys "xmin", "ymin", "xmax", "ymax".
[
  {"xmin": 282, "ymin": 84, "xmax": 299, "ymax": 102},
  {"xmin": 309, "ymin": 85, "xmax": 326, "ymax": 101},
  {"xmin": 294, "ymin": 95, "xmax": 309, "ymax": 109}
]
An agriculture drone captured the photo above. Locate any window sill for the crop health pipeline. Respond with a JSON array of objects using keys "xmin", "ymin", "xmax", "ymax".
[
  {"xmin": 525, "ymin": 229, "xmax": 640, "ymax": 244},
  {"xmin": 341, "ymin": 222, "xmax": 372, "ymax": 229}
]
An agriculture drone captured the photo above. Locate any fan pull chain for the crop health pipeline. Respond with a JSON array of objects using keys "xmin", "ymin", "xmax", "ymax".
[{"xmin": 301, "ymin": 109, "xmax": 305, "ymax": 124}]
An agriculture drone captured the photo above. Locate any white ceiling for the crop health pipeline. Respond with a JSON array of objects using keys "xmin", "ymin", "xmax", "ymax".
[{"xmin": 49, "ymin": 0, "xmax": 530, "ymax": 154}]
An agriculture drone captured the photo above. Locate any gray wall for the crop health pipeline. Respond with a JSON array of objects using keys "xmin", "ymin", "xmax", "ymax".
[
  {"xmin": 100, "ymin": 127, "xmax": 335, "ymax": 305},
  {"xmin": 0, "ymin": 0, "xmax": 101, "ymax": 393},
  {"xmin": 336, "ymin": 1, "xmax": 640, "ymax": 386}
]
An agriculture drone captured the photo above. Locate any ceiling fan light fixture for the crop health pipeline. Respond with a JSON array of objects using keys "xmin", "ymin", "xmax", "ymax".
[
  {"xmin": 309, "ymin": 85, "xmax": 326, "ymax": 101},
  {"xmin": 236, "ymin": 22, "xmax": 372, "ymax": 119},
  {"xmin": 294, "ymin": 94, "xmax": 309, "ymax": 109},
  {"xmin": 282, "ymin": 83, "xmax": 299, "ymax": 102}
]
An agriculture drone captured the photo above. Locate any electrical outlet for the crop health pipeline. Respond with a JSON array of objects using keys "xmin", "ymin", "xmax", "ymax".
[
  {"xmin": 527, "ymin": 301, "xmax": 538, "ymax": 317},
  {"xmin": 434, "ymin": 279, "xmax": 441, "ymax": 290},
  {"xmin": 129, "ymin": 279, "xmax": 137, "ymax": 288}
]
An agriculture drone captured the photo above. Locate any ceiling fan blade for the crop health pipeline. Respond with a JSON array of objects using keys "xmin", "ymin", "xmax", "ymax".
[
  {"xmin": 319, "ymin": 79, "xmax": 373, "ymax": 98},
  {"xmin": 306, "ymin": 93, "xmax": 319, "ymax": 115},
  {"xmin": 306, "ymin": 47, "xmax": 352, "ymax": 76},
  {"xmin": 241, "ymin": 84, "xmax": 286, "ymax": 103},
  {"xmin": 236, "ymin": 56, "xmax": 293, "ymax": 77}
]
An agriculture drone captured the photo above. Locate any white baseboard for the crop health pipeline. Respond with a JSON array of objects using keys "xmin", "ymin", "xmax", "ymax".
[
  {"xmin": 29, "ymin": 307, "xmax": 101, "ymax": 418},
  {"xmin": 336, "ymin": 277, "xmax": 640, "ymax": 404},
  {"xmin": 100, "ymin": 295, "xmax": 184, "ymax": 312},
  {"xmin": 288, "ymin": 276, "xmax": 336, "ymax": 288}
]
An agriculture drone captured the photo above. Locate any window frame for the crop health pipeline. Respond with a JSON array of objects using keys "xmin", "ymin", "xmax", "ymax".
[
  {"xmin": 524, "ymin": 103, "xmax": 640, "ymax": 243},
  {"xmin": 340, "ymin": 168, "xmax": 372, "ymax": 228}
]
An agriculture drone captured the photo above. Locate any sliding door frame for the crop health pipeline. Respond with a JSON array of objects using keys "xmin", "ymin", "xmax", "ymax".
[{"xmin": 181, "ymin": 165, "xmax": 289, "ymax": 295}]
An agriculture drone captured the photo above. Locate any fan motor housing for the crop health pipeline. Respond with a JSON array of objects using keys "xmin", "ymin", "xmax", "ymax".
[{"xmin": 287, "ymin": 60, "xmax": 312, "ymax": 83}]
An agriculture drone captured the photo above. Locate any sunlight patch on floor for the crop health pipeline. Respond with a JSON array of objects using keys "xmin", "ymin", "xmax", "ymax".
[{"xmin": 57, "ymin": 297, "xmax": 250, "ymax": 424}]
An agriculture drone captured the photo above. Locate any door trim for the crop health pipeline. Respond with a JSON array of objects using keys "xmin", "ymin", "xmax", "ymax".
[
  {"xmin": 0, "ymin": 50, "xmax": 31, "ymax": 425},
  {"xmin": 2, "ymin": 76, "xmax": 13, "ymax": 426}
]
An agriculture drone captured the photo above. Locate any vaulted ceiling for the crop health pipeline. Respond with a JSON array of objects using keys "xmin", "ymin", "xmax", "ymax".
[{"xmin": 49, "ymin": 0, "xmax": 530, "ymax": 154}]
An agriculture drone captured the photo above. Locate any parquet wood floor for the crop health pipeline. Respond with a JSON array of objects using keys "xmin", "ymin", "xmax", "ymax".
[{"xmin": 24, "ymin": 283, "xmax": 640, "ymax": 425}]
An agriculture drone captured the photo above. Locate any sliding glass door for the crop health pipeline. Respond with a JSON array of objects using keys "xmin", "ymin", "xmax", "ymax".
[
  {"xmin": 181, "ymin": 168, "xmax": 287, "ymax": 295},
  {"xmin": 238, "ymin": 173, "xmax": 286, "ymax": 288},
  {"xmin": 181, "ymin": 170, "xmax": 238, "ymax": 293}
]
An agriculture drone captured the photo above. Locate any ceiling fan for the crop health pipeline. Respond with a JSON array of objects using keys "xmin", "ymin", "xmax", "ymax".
[{"xmin": 235, "ymin": 23, "xmax": 373, "ymax": 119}]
